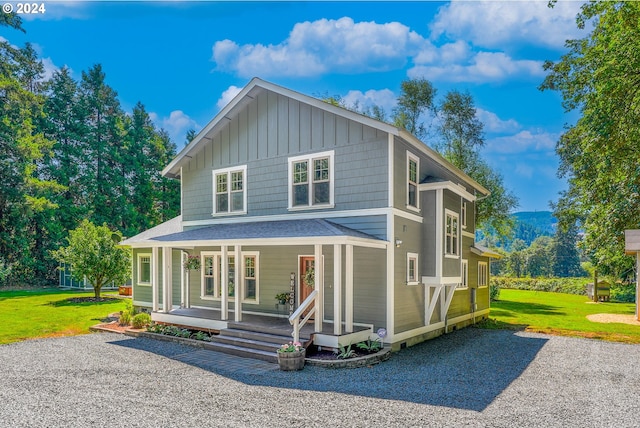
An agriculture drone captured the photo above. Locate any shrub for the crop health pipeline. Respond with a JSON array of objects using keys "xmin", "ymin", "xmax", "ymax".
[
  {"xmin": 490, "ymin": 276, "xmax": 589, "ymax": 295},
  {"xmin": 119, "ymin": 311, "xmax": 131, "ymax": 326},
  {"xmin": 131, "ymin": 312, "xmax": 151, "ymax": 329},
  {"xmin": 489, "ymin": 282, "xmax": 501, "ymax": 301},
  {"xmin": 610, "ymin": 283, "xmax": 636, "ymax": 303}
]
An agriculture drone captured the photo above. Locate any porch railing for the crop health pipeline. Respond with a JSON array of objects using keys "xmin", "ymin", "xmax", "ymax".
[{"xmin": 289, "ymin": 290, "xmax": 317, "ymax": 343}]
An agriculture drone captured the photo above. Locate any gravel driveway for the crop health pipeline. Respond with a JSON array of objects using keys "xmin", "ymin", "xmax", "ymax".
[{"xmin": 2, "ymin": 328, "xmax": 639, "ymax": 428}]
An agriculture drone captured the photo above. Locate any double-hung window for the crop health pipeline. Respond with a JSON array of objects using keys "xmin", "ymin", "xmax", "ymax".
[
  {"xmin": 212, "ymin": 165, "xmax": 247, "ymax": 215},
  {"xmin": 445, "ymin": 210, "xmax": 459, "ymax": 257},
  {"xmin": 289, "ymin": 151, "xmax": 334, "ymax": 209},
  {"xmin": 458, "ymin": 259, "xmax": 468, "ymax": 289},
  {"xmin": 461, "ymin": 202, "xmax": 467, "ymax": 229},
  {"xmin": 137, "ymin": 254, "xmax": 151, "ymax": 285},
  {"xmin": 407, "ymin": 252, "xmax": 419, "ymax": 285},
  {"xmin": 478, "ymin": 262, "xmax": 488, "ymax": 287},
  {"xmin": 407, "ymin": 152, "xmax": 419, "ymax": 210},
  {"xmin": 200, "ymin": 252, "xmax": 259, "ymax": 302}
]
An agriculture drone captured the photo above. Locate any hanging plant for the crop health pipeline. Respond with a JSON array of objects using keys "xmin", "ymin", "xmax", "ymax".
[
  {"xmin": 183, "ymin": 255, "xmax": 201, "ymax": 271},
  {"xmin": 304, "ymin": 267, "xmax": 315, "ymax": 288}
]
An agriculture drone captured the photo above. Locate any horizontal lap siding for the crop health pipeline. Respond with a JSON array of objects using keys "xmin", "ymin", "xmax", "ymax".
[
  {"xmin": 352, "ymin": 247, "xmax": 387, "ymax": 330},
  {"xmin": 181, "ymin": 90, "xmax": 389, "ymax": 222},
  {"xmin": 394, "ymin": 217, "xmax": 425, "ymax": 333}
]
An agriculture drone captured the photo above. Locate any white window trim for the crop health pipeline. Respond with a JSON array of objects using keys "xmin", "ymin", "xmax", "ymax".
[
  {"xmin": 406, "ymin": 151, "xmax": 420, "ymax": 212},
  {"xmin": 457, "ymin": 259, "xmax": 468, "ymax": 290},
  {"xmin": 288, "ymin": 150, "xmax": 335, "ymax": 210},
  {"xmin": 137, "ymin": 253, "xmax": 151, "ymax": 286},
  {"xmin": 461, "ymin": 201, "xmax": 467, "ymax": 229},
  {"xmin": 201, "ymin": 252, "xmax": 219, "ymax": 300},
  {"xmin": 444, "ymin": 209, "xmax": 460, "ymax": 258},
  {"xmin": 200, "ymin": 251, "xmax": 260, "ymax": 304},
  {"xmin": 212, "ymin": 165, "xmax": 247, "ymax": 216},
  {"xmin": 406, "ymin": 252, "xmax": 420, "ymax": 285},
  {"xmin": 478, "ymin": 261, "xmax": 488, "ymax": 288}
]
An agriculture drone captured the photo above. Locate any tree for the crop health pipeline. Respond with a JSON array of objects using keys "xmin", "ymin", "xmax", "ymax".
[
  {"xmin": 437, "ymin": 90, "xmax": 518, "ymax": 236},
  {"xmin": 552, "ymin": 222, "xmax": 584, "ymax": 277},
  {"xmin": 392, "ymin": 78, "xmax": 436, "ymax": 139},
  {"xmin": 52, "ymin": 220, "xmax": 130, "ymax": 298},
  {"xmin": 540, "ymin": 1, "xmax": 640, "ymax": 277},
  {"xmin": 525, "ymin": 236, "xmax": 554, "ymax": 277}
]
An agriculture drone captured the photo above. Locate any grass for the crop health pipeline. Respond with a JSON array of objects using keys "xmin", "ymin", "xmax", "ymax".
[
  {"xmin": 0, "ymin": 288, "xmax": 127, "ymax": 345},
  {"xmin": 486, "ymin": 289, "xmax": 640, "ymax": 343}
]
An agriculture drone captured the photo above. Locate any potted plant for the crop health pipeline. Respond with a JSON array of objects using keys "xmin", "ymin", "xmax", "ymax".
[
  {"xmin": 183, "ymin": 255, "xmax": 201, "ymax": 271},
  {"xmin": 276, "ymin": 341, "xmax": 305, "ymax": 371},
  {"xmin": 275, "ymin": 292, "xmax": 290, "ymax": 305}
]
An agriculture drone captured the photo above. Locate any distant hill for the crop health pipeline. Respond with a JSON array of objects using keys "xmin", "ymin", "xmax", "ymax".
[
  {"xmin": 478, "ymin": 211, "xmax": 557, "ymax": 249},
  {"xmin": 513, "ymin": 211, "xmax": 557, "ymax": 235}
]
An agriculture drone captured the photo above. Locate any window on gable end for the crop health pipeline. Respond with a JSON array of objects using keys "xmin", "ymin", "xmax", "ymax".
[{"xmin": 212, "ymin": 165, "xmax": 247, "ymax": 216}]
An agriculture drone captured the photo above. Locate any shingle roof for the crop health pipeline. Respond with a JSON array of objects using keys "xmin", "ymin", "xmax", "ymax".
[
  {"xmin": 151, "ymin": 218, "xmax": 382, "ymax": 243},
  {"xmin": 121, "ymin": 215, "xmax": 183, "ymax": 245}
]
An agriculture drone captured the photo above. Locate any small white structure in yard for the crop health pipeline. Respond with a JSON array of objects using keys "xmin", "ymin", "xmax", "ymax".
[{"xmin": 624, "ymin": 230, "xmax": 640, "ymax": 321}]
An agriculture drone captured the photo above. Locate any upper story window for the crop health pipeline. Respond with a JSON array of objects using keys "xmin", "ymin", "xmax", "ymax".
[
  {"xmin": 445, "ymin": 210, "xmax": 459, "ymax": 257},
  {"xmin": 137, "ymin": 253, "xmax": 151, "ymax": 286},
  {"xmin": 212, "ymin": 165, "xmax": 247, "ymax": 216},
  {"xmin": 407, "ymin": 152, "xmax": 419, "ymax": 211},
  {"xmin": 288, "ymin": 151, "xmax": 334, "ymax": 210}
]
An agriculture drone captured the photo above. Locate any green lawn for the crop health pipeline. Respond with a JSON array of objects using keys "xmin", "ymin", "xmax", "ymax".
[
  {"xmin": 488, "ymin": 289, "xmax": 640, "ymax": 343},
  {"xmin": 0, "ymin": 289, "xmax": 127, "ymax": 345}
]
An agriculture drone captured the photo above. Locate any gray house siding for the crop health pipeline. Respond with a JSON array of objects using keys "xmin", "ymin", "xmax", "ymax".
[
  {"xmin": 443, "ymin": 189, "xmax": 462, "ymax": 277},
  {"xmin": 328, "ymin": 215, "xmax": 387, "ymax": 240},
  {"xmin": 132, "ymin": 248, "xmax": 163, "ymax": 306},
  {"xmin": 181, "ymin": 90, "xmax": 389, "ymax": 223},
  {"xmin": 420, "ymin": 191, "xmax": 437, "ymax": 277},
  {"xmin": 394, "ymin": 216, "xmax": 425, "ymax": 334}
]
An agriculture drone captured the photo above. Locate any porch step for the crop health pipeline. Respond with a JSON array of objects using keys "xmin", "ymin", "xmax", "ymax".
[
  {"xmin": 203, "ymin": 341, "xmax": 279, "ymax": 363},
  {"xmin": 206, "ymin": 325, "xmax": 311, "ymax": 363}
]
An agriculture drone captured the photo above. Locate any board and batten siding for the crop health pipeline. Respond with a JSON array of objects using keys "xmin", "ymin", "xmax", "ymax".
[{"xmin": 180, "ymin": 89, "xmax": 389, "ymax": 222}]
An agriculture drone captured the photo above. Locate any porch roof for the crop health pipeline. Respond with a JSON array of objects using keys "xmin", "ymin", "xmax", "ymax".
[{"xmin": 130, "ymin": 218, "xmax": 387, "ymax": 248}]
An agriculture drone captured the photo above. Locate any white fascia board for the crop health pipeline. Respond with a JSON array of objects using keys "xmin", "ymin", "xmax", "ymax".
[
  {"xmin": 419, "ymin": 180, "xmax": 477, "ymax": 202},
  {"xmin": 399, "ymin": 130, "xmax": 490, "ymax": 197},
  {"xmin": 139, "ymin": 236, "xmax": 387, "ymax": 250},
  {"xmin": 421, "ymin": 276, "xmax": 462, "ymax": 285}
]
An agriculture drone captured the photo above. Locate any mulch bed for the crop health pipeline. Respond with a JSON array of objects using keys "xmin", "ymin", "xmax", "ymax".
[{"xmin": 66, "ymin": 297, "xmax": 120, "ymax": 304}]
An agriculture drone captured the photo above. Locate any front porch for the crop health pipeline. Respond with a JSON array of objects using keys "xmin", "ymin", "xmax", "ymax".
[{"xmin": 152, "ymin": 306, "xmax": 374, "ymax": 349}]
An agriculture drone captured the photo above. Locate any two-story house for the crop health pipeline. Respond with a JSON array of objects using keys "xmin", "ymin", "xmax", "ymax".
[{"xmin": 123, "ymin": 78, "xmax": 498, "ymax": 351}]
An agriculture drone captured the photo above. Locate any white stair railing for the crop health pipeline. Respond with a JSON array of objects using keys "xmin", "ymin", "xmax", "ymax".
[{"xmin": 289, "ymin": 290, "xmax": 317, "ymax": 343}]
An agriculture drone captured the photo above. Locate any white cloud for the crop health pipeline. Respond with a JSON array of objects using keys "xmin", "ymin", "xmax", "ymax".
[
  {"xmin": 216, "ymin": 85, "xmax": 243, "ymax": 110},
  {"xmin": 212, "ymin": 17, "xmax": 427, "ymax": 78},
  {"xmin": 409, "ymin": 51, "xmax": 544, "ymax": 83},
  {"xmin": 342, "ymin": 88, "xmax": 397, "ymax": 115},
  {"xmin": 150, "ymin": 110, "xmax": 199, "ymax": 145},
  {"xmin": 40, "ymin": 57, "xmax": 60, "ymax": 82},
  {"xmin": 486, "ymin": 130, "xmax": 558, "ymax": 154},
  {"xmin": 430, "ymin": 0, "xmax": 584, "ymax": 50},
  {"xmin": 476, "ymin": 108, "xmax": 520, "ymax": 134}
]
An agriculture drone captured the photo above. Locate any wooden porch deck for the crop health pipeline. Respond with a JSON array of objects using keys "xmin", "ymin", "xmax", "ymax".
[{"xmin": 152, "ymin": 307, "xmax": 373, "ymax": 347}]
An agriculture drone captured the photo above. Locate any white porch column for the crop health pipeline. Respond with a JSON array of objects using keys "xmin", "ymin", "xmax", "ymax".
[
  {"xmin": 234, "ymin": 245, "xmax": 243, "ymax": 322},
  {"xmin": 221, "ymin": 245, "xmax": 228, "ymax": 321},
  {"xmin": 162, "ymin": 247, "xmax": 172, "ymax": 313},
  {"xmin": 333, "ymin": 244, "xmax": 342, "ymax": 335},
  {"xmin": 314, "ymin": 244, "xmax": 324, "ymax": 332},
  {"xmin": 345, "ymin": 244, "xmax": 354, "ymax": 333},
  {"xmin": 180, "ymin": 251, "xmax": 185, "ymax": 308},
  {"xmin": 151, "ymin": 247, "xmax": 159, "ymax": 312}
]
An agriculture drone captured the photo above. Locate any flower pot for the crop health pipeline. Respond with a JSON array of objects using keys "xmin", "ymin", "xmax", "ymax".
[{"xmin": 277, "ymin": 349, "xmax": 306, "ymax": 371}]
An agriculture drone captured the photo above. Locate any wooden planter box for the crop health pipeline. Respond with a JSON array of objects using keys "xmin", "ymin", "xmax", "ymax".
[{"xmin": 118, "ymin": 286, "xmax": 132, "ymax": 296}]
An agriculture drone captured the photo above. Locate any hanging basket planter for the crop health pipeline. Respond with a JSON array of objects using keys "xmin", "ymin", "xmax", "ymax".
[{"xmin": 183, "ymin": 255, "xmax": 201, "ymax": 271}]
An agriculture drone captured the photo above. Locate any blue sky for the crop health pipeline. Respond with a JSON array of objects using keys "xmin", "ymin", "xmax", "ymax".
[{"xmin": 2, "ymin": 1, "xmax": 587, "ymax": 212}]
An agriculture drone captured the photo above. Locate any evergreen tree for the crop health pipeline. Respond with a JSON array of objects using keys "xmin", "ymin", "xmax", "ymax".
[{"xmin": 552, "ymin": 223, "xmax": 584, "ymax": 277}]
